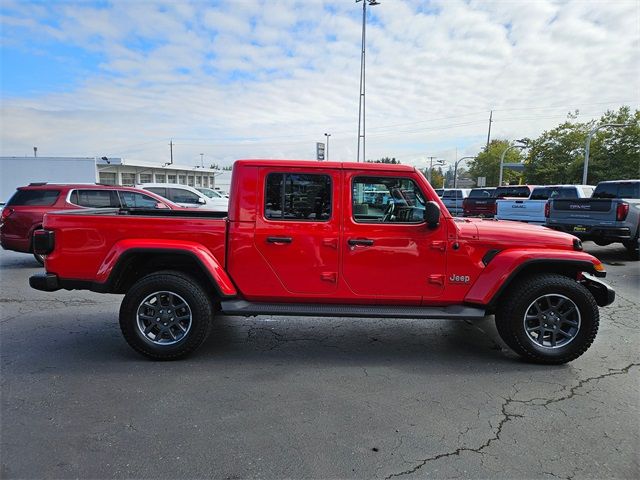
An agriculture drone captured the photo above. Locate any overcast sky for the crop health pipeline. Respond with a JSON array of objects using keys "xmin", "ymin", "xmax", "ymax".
[{"xmin": 1, "ymin": 0, "xmax": 638, "ymax": 170}]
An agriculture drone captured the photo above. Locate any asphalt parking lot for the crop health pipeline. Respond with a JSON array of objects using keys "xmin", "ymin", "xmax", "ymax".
[{"xmin": 1, "ymin": 244, "xmax": 638, "ymax": 479}]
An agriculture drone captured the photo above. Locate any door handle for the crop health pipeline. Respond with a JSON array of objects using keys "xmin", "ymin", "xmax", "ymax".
[
  {"xmin": 348, "ymin": 238, "xmax": 374, "ymax": 247},
  {"xmin": 266, "ymin": 236, "xmax": 292, "ymax": 244}
]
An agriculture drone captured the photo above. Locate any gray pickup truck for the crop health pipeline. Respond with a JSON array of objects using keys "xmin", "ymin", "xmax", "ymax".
[{"xmin": 546, "ymin": 180, "xmax": 640, "ymax": 259}]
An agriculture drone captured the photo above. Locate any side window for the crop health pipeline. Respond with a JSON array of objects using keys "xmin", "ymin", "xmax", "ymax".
[
  {"xmin": 169, "ymin": 188, "xmax": 200, "ymax": 204},
  {"xmin": 119, "ymin": 191, "xmax": 163, "ymax": 208},
  {"xmin": 265, "ymin": 173, "xmax": 332, "ymax": 221},
  {"xmin": 352, "ymin": 176, "xmax": 425, "ymax": 223},
  {"xmin": 145, "ymin": 187, "xmax": 167, "ymax": 198},
  {"xmin": 72, "ymin": 190, "xmax": 119, "ymax": 208}
]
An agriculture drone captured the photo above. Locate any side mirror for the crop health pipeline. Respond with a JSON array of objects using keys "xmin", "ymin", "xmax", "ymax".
[
  {"xmin": 424, "ymin": 201, "xmax": 440, "ymax": 229},
  {"xmin": 197, "ymin": 197, "xmax": 206, "ymax": 205},
  {"xmin": 155, "ymin": 202, "xmax": 169, "ymax": 209}
]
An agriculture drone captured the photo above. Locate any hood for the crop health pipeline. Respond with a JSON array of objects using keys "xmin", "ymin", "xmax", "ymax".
[{"xmin": 457, "ymin": 218, "xmax": 576, "ymax": 250}]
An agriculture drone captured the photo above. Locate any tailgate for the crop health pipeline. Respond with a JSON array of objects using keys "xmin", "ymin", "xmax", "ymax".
[
  {"xmin": 496, "ymin": 199, "xmax": 545, "ymax": 222},
  {"xmin": 548, "ymin": 199, "xmax": 615, "ymax": 230}
]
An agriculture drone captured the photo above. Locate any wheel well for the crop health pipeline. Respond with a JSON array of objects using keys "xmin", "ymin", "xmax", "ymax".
[
  {"xmin": 488, "ymin": 261, "xmax": 584, "ymax": 311},
  {"xmin": 109, "ymin": 251, "xmax": 221, "ymax": 297}
]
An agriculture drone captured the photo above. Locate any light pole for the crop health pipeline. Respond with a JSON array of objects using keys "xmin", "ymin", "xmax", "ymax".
[
  {"xmin": 583, "ymin": 123, "xmax": 633, "ymax": 184},
  {"xmin": 499, "ymin": 140, "xmax": 527, "ymax": 186},
  {"xmin": 428, "ymin": 157, "xmax": 445, "ymax": 184},
  {"xmin": 454, "ymin": 156, "xmax": 475, "ymax": 188},
  {"xmin": 356, "ymin": 0, "xmax": 380, "ymax": 163},
  {"xmin": 324, "ymin": 133, "xmax": 331, "ymax": 161}
]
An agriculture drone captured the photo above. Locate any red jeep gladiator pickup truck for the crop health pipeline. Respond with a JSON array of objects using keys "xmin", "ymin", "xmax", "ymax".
[{"xmin": 30, "ymin": 160, "xmax": 614, "ymax": 364}]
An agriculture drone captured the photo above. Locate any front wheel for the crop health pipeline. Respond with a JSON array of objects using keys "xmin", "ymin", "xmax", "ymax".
[
  {"xmin": 495, "ymin": 273, "xmax": 599, "ymax": 364},
  {"xmin": 119, "ymin": 271, "xmax": 214, "ymax": 360}
]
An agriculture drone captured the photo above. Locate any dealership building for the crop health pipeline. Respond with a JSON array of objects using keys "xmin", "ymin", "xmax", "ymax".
[{"xmin": 0, "ymin": 156, "xmax": 231, "ymax": 201}]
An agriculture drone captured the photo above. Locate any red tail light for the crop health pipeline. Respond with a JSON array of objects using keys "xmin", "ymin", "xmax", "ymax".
[
  {"xmin": 1, "ymin": 207, "xmax": 14, "ymax": 222},
  {"xmin": 616, "ymin": 202, "xmax": 629, "ymax": 221},
  {"xmin": 491, "ymin": 202, "xmax": 497, "ymax": 215},
  {"xmin": 545, "ymin": 202, "xmax": 550, "ymax": 218}
]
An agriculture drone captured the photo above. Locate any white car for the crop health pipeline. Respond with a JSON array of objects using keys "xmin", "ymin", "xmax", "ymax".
[
  {"xmin": 138, "ymin": 183, "xmax": 228, "ymax": 212},
  {"xmin": 197, "ymin": 187, "xmax": 229, "ymax": 199}
]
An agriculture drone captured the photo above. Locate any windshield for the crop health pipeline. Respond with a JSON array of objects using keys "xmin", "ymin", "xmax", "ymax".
[{"xmin": 196, "ymin": 187, "xmax": 225, "ymax": 199}]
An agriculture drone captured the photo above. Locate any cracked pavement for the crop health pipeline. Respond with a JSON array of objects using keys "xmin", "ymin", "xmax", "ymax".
[{"xmin": 1, "ymin": 243, "xmax": 638, "ymax": 479}]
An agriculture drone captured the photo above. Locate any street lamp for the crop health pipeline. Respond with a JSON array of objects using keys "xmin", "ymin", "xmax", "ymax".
[
  {"xmin": 499, "ymin": 139, "xmax": 527, "ymax": 186},
  {"xmin": 356, "ymin": 0, "xmax": 380, "ymax": 163},
  {"xmin": 324, "ymin": 133, "xmax": 331, "ymax": 161},
  {"xmin": 454, "ymin": 156, "xmax": 475, "ymax": 188},
  {"xmin": 428, "ymin": 157, "xmax": 445, "ymax": 184},
  {"xmin": 583, "ymin": 123, "xmax": 633, "ymax": 184}
]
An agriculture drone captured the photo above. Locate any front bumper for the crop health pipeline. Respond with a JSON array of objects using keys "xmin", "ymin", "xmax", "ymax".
[{"xmin": 581, "ymin": 273, "xmax": 615, "ymax": 307}]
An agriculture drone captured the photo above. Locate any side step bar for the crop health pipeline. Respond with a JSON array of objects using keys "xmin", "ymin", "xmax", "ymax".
[{"xmin": 220, "ymin": 300, "xmax": 486, "ymax": 320}]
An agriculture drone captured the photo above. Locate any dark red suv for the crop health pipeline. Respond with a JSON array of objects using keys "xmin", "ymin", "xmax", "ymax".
[{"xmin": 1, "ymin": 183, "xmax": 177, "ymax": 264}]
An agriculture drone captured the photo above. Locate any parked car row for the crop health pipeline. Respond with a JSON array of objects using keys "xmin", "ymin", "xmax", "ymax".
[
  {"xmin": 447, "ymin": 180, "xmax": 639, "ymax": 259},
  {"xmin": 0, "ymin": 182, "xmax": 229, "ymax": 264}
]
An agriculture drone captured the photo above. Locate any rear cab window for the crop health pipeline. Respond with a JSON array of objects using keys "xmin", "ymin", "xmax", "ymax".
[
  {"xmin": 352, "ymin": 176, "xmax": 425, "ymax": 223},
  {"xmin": 496, "ymin": 186, "xmax": 531, "ymax": 198},
  {"xmin": 530, "ymin": 187, "xmax": 578, "ymax": 200},
  {"xmin": 593, "ymin": 182, "xmax": 640, "ymax": 199},
  {"xmin": 264, "ymin": 173, "xmax": 332, "ymax": 221},
  {"xmin": 469, "ymin": 189, "xmax": 495, "ymax": 198},
  {"xmin": 7, "ymin": 189, "xmax": 60, "ymax": 206}
]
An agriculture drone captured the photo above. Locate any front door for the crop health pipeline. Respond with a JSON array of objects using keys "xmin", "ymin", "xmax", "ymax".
[
  {"xmin": 254, "ymin": 168, "xmax": 340, "ymax": 295},
  {"xmin": 341, "ymin": 172, "xmax": 447, "ymax": 302}
]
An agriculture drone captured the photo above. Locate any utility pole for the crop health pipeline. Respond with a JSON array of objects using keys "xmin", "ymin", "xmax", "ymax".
[
  {"xmin": 169, "ymin": 140, "xmax": 174, "ymax": 165},
  {"xmin": 324, "ymin": 133, "xmax": 331, "ymax": 161},
  {"xmin": 485, "ymin": 110, "xmax": 493, "ymax": 151},
  {"xmin": 356, "ymin": 0, "xmax": 380, "ymax": 163}
]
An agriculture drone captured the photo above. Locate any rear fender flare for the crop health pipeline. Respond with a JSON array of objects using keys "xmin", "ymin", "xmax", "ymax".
[{"xmin": 97, "ymin": 239, "xmax": 237, "ymax": 297}]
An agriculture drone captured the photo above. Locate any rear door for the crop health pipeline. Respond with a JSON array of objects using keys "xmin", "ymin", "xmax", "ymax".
[{"xmin": 253, "ymin": 168, "xmax": 340, "ymax": 295}]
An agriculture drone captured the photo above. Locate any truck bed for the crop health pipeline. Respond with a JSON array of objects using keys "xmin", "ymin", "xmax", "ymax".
[{"xmin": 43, "ymin": 208, "xmax": 228, "ymax": 281}]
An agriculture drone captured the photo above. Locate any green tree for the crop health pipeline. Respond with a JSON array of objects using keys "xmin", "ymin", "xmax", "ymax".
[
  {"xmin": 468, "ymin": 139, "xmax": 523, "ymax": 186},
  {"xmin": 524, "ymin": 106, "xmax": 639, "ymax": 184}
]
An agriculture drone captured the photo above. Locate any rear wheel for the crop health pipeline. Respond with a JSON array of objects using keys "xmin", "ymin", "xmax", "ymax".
[
  {"xmin": 495, "ymin": 273, "xmax": 599, "ymax": 364},
  {"xmin": 119, "ymin": 271, "xmax": 213, "ymax": 360}
]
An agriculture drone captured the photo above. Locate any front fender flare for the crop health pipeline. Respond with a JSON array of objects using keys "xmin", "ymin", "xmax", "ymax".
[{"xmin": 464, "ymin": 249, "xmax": 605, "ymax": 307}]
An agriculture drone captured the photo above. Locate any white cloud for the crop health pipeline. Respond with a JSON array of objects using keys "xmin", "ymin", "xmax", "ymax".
[{"xmin": 0, "ymin": 0, "xmax": 638, "ymax": 170}]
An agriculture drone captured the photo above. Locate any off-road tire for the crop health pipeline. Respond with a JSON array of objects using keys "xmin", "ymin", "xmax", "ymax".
[
  {"xmin": 495, "ymin": 273, "xmax": 599, "ymax": 364},
  {"xmin": 119, "ymin": 271, "xmax": 213, "ymax": 360}
]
